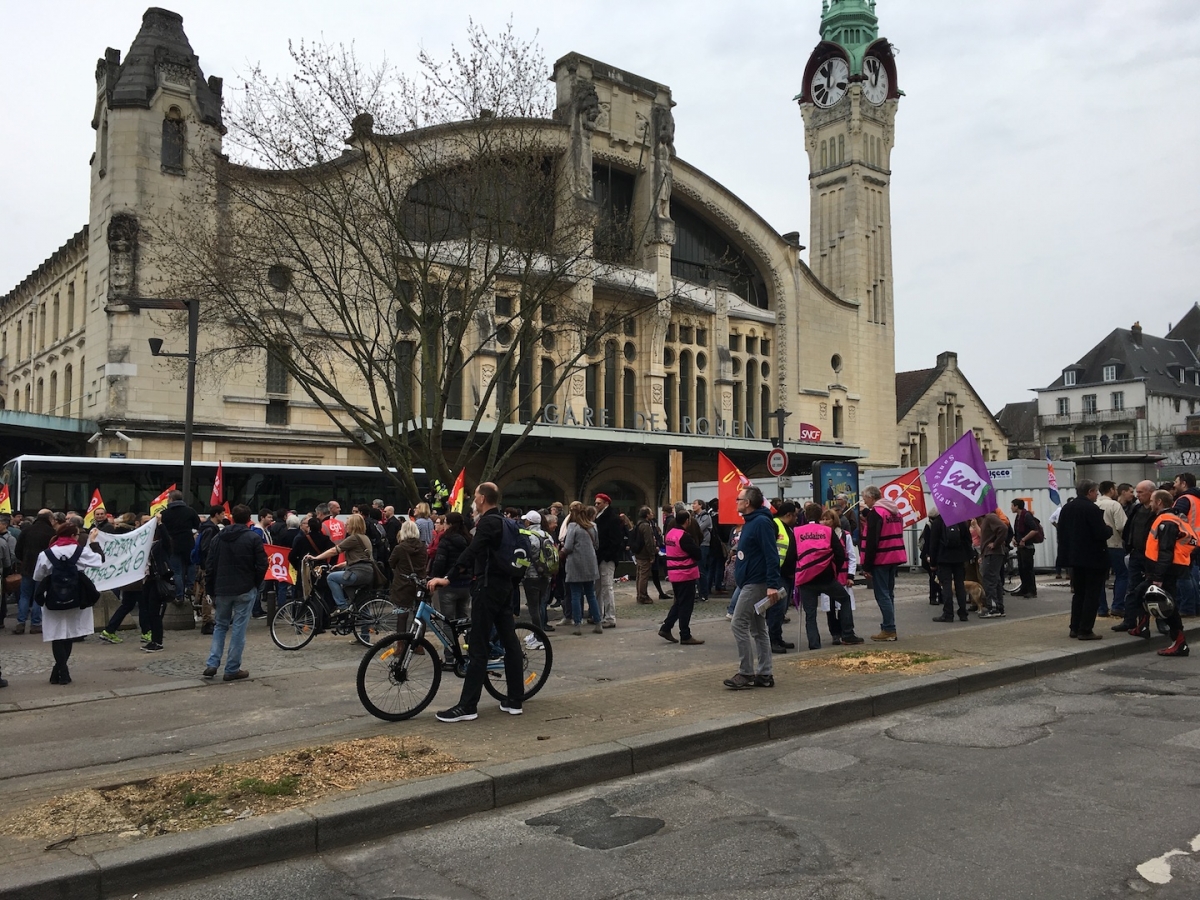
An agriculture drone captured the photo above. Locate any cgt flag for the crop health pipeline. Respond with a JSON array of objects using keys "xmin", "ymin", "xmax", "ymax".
[
  {"xmin": 263, "ymin": 544, "xmax": 296, "ymax": 584},
  {"xmin": 150, "ymin": 484, "xmax": 176, "ymax": 517},
  {"xmin": 0, "ymin": 484, "xmax": 10, "ymax": 515},
  {"xmin": 447, "ymin": 469, "xmax": 467, "ymax": 514},
  {"xmin": 922, "ymin": 433, "xmax": 996, "ymax": 527},
  {"xmin": 83, "ymin": 489, "xmax": 105, "ymax": 529},
  {"xmin": 717, "ymin": 452, "xmax": 754, "ymax": 525},
  {"xmin": 1046, "ymin": 448, "xmax": 1061, "ymax": 506},
  {"xmin": 879, "ymin": 468, "xmax": 926, "ymax": 527},
  {"xmin": 210, "ymin": 461, "xmax": 224, "ymax": 507}
]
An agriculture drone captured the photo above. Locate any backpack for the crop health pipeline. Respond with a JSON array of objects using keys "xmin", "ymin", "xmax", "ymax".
[
  {"xmin": 940, "ymin": 521, "xmax": 966, "ymax": 553},
  {"xmin": 1024, "ymin": 513, "xmax": 1045, "ymax": 544},
  {"xmin": 629, "ymin": 522, "xmax": 647, "ymax": 555},
  {"xmin": 493, "ymin": 517, "xmax": 533, "ymax": 583},
  {"xmin": 35, "ymin": 543, "xmax": 93, "ymax": 611},
  {"xmin": 524, "ymin": 527, "xmax": 559, "ymax": 579}
]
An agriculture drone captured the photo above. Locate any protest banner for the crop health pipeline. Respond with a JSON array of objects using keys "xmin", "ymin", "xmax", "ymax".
[
  {"xmin": 86, "ymin": 518, "xmax": 157, "ymax": 592},
  {"xmin": 263, "ymin": 543, "xmax": 296, "ymax": 584}
]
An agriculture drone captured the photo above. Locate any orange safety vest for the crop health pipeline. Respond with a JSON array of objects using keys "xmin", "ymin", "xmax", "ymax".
[
  {"xmin": 1175, "ymin": 494, "xmax": 1200, "ymax": 532},
  {"xmin": 1144, "ymin": 512, "xmax": 1198, "ymax": 568}
]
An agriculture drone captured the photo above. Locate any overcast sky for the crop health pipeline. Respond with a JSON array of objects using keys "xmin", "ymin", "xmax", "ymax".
[{"xmin": 2, "ymin": 0, "xmax": 1198, "ymax": 415}]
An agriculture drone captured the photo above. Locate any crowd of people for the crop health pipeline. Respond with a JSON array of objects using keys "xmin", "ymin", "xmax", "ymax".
[{"xmin": 0, "ymin": 469, "xmax": 1193, "ymax": 700}]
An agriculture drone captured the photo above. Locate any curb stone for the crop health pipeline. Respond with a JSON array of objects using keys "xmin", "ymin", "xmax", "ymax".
[{"xmin": 0, "ymin": 637, "xmax": 1167, "ymax": 900}]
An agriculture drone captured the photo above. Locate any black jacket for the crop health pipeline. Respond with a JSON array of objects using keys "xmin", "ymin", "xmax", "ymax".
[
  {"xmin": 928, "ymin": 517, "xmax": 973, "ymax": 566},
  {"xmin": 160, "ymin": 500, "xmax": 201, "ymax": 554},
  {"xmin": 15, "ymin": 515, "xmax": 56, "ymax": 578},
  {"xmin": 1123, "ymin": 502, "xmax": 1156, "ymax": 557},
  {"xmin": 430, "ymin": 529, "xmax": 471, "ymax": 587},
  {"xmin": 450, "ymin": 508, "xmax": 509, "ymax": 591},
  {"xmin": 594, "ymin": 506, "xmax": 624, "ymax": 563},
  {"xmin": 205, "ymin": 523, "xmax": 268, "ymax": 596},
  {"xmin": 1057, "ymin": 496, "xmax": 1111, "ymax": 570}
]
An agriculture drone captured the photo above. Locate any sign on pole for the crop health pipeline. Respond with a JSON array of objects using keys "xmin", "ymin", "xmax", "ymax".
[{"xmin": 766, "ymin": 447, "xmax": 788, "ymax": 477}]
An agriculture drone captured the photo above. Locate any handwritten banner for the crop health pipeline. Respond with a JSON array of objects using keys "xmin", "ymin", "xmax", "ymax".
[{"xmin": 87, "ymin": 518, "xmax": 157, "ymax": 592}]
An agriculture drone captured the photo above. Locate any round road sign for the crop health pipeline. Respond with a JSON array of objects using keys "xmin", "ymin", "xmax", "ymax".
[{"xmin": 766, "ymin": 447, "xmax": 788, "ymax": 476}]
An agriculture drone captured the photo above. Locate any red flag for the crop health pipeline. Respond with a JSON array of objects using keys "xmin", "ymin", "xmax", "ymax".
[
  {"xmin": 717, "ymin": 452, "xmax": 753, "ymax": 525},
  {"xmin": 447, "ymin": 469, "xmax": 467, "ymax": 514},
  {"xmin": 263, "ymin": 544, "xmax": 296, "ymax": 584},
  {"xmin": 210, "ymin": 461, "xmax": 224, "ymax": 506},
  {"xmin": 83, "ymin": 489, "xmax": 105, "ymax": 528},
  {"xmin": 150, "ymin": 484, "xmax": 176, "ymax": 517},
  {"xmin": 223, "ymin": 501, "xmax": 232, "ymax": 519},
  {"xmin": 879, "ymin": 468, "xmax": 926, "ymax": 527}
]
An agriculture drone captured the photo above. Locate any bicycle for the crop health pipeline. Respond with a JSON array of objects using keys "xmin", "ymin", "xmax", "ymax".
[
  {"xmin": 270, "ymin": 559, "xmax": 398, "ymax": 650},
  {"xmin": 356, "ymin": 574, "xmax": 552, "ymax": 721}
]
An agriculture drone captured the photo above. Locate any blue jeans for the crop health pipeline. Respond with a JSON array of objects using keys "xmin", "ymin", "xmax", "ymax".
[
  {"xmin": 1105, "ymin": 548, "xmax": 1128, "ymax": 614},
  {"xmin": 767, "ymin": 584, "xmax": 790, "ymax": 643},
  {"xmin": 869, "ymin": 564, "xmax": 898, "ymax": 633},
  {"xmin": 568, "ymin": 581, "xmax": 600, "ymax": 626},
  {"xmin": 1177, "ymin": 563, "xmax": 1200, "ymax": 616},
  {"xmin": 327, "ymin": 567, "xmax": 371, "ymax": 610},
  {"xmin": 726, "ymin": 585, "xmax": 740, "ymax": 616},
  {"xmin": 168, "ymin": 552, "xmax": 196, "ymax": 600},
  {"xmin": 206, "ymin": 589, "xmax": 256, "ymax": 675},
  {"xmin": 697, "ymin": 545, "xmax": 711, "ymax": 599},
  {"xmin": 17, "ymin": 575, "xmax": 41, "ymax": 626}
]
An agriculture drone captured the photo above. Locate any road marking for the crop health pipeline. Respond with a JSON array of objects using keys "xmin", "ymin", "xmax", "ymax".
[{"xmin": 1137, "ymin": 832, "xmax": 1200, "ymax": 884}]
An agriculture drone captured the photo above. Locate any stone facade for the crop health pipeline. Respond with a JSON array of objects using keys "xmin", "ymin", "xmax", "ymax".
[
  {"xmin": 0, "ymin": 4, "xmax": 908, "ymax": 509},
  {"xmin": 895, "ymin": 351, "xmax": 1008, "ymax": 465}
]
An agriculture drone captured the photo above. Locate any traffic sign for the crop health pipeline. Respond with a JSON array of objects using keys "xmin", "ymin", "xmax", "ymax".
[{"xmin": 766, "ymin": 447, "xmax": 788, "ymax": 476}]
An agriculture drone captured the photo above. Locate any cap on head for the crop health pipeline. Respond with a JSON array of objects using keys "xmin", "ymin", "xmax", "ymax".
[{"xmin": 522, "ymin": 510, "xmax": 542, "ymax": 525}]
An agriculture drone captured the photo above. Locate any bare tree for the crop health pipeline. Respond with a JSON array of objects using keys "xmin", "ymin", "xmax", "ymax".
[{"xmin": 161, "ymin": 24, "xmax": 663, "ymax": 500}]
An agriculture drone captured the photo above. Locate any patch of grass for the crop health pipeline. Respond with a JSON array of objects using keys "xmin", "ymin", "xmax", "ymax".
[
  {"xmin": 234, "ymin": 775, "xmax": 300, "ymax": 797},
  {"xmin": 182, "ymin": 791, "xmax": 215, "ymax": 808}
]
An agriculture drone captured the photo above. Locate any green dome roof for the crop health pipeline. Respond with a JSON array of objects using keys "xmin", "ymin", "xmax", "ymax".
[{"xmin": 819, "ymin": 0, "xmax": 879, "ymax": 74}]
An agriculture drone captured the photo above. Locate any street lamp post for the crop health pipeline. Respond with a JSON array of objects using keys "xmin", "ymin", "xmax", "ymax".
[{"xmin": 127, "ymin": 298, "xmax": 199, "ymax": 503}]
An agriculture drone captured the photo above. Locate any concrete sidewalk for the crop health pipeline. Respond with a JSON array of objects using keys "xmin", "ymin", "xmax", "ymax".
[{"xmin": 0, "ymin": 575, "xmax": 1170, "ymax": 899}]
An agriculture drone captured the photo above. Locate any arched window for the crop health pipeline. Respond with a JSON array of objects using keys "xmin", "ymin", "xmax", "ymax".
[
  {"xmin": 52, "ymin": 294, "xmax": 60, "ymax": 343},
  {"xmin": 63, "ymin": 364, "xmax": 73, "ymax": 417},
  {"xmin": 679, "ymin": 350, "xmax": 692, "ymax": 429},
  {"xmin": 622, "ymin": 368, "xmax": 636, "ymax": 429},
  {"xmin": 67, "ymin": 283, "xmax": 75, "ymax": 333},
  {"xmin": 696, "ymin": 378, "xmax": 708, "ymax": 430},
  {"xmin": 35, "ymin": 377, "xmax": 44, "ymax": 414},
  {"xmin": 49, "ymin": 372, "xmax": 57, "ymax": 415},
  {"xmin": 540, "ymin": 357, "xmax": 556, "ymax": 411},
  {"xmin": 162, "ymin": 107, "xmax": 186, "ymax": 174},
  {"xmin": 665, "ymin": 374, "xmax": 677, "ymax": 432},
  {"xmin": 761, "ymin": 385, "xmax": 771, "ymax": 435},
  {"xmin": 838, "ymin": 134, "xmax": 845, "ymax": 164},
  {"xmin": 820, "ymin": 140, "xmax": 827, "ymax": 169},
  {"xmin": 604, "ymin": 340, "xmax": 618, "ymax": 425},
  {"xmin": 746, "ymin": 358, "xmax": 758, "ymax": 437},
  {"xmin": 15, "ymin": 321, "xmax": 21, "ymax": 361},
  {"xmin": 38, "ymin": 305, "xmax": 46, "ymax": 351}
]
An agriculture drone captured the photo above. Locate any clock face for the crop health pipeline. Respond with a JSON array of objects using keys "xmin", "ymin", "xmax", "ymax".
[
  {"xmin": 863, "ymin": 56, "xmax": 889, "ymax": 104},
  {"xmin": 811, "ymin": 58, "xmax": 849, "ymax": 108}
]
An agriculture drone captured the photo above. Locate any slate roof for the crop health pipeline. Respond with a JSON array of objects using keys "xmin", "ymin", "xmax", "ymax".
[
  {"xmin": 997, "ymin": 400, "xmax": 1038, "ymax": 445},
  {"xmin": 1040, "ymin": 322, "xmax": 1200, "ymax": 399},
  {"xmin": 894, "ymin": 366, "xmax": 940, "ymax": 421},
  {"xmin": 1166, "ymin": 302, "xmax": 1200, "ymax": 353},
  {"xmin": 107, "ymin": 8, "xmax": 223, "ymax": 129}
]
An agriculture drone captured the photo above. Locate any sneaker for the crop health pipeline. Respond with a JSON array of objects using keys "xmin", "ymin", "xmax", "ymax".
[
  {"xmin": 602, "ymin": 621, "xmax": 616, "ymax": 629},
  {"xmin": 870, "ymin": 631, "xmax": 897, "ymax": 642},
  {"xmin": 723, "ymin": 673, "xmax": 755, "ymax": 690},
  {"xmin": 994, "ymin": 609, "xmax": 1007, "ymax": 618},
  {"xmin": 832, "ymin": 637, "xmax": 842, "ymax": 645},
  {"xmin": 593, "ymin": 624, "xmax": 604, "ymax": 634},
  {"xmin": 436, "ymin": 705, "xmax": 478, "ymax": 723},
  {"xmin": 842, "ymin": 634, "xmax": 865, "ymax": 644},
  {"xmin": 98, "ymin": 630, "xmax": 123, "ymax": 644},
  {"xmin": 499, "ymin": 701, "xmax": 523, "ymax": 715},
  {"xmin": 251, "ymin": 611, "xmax": 267, "ymax": 620},
  {"xmin": 754, "ymin": 674, "xmax": 775, "ymax": 688},
  {"xmin": 557, "ymin": 617, "xmax": 572, "ymax": 627},
  {"xmin": 140, "ymin": 631, "xmax": 152, "ymax": 643},
  {"xmin": 142, "ymin": 641, "xmax": 164, "ymax": 653},
  {"xmin": 725, "ymin": 613, "xmax": 734, "ymax": 621},
  {"xmin": 978, "ymin": 609, "xmax": 995, "ymax": 619},
  {"xmin": 524, "ymin": 634, "xmax": 545, "ymax": 650}
]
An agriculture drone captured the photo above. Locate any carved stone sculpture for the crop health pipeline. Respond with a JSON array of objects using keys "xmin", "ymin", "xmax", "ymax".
[{"xmin": 107, "ymin": 213, "xmax": 139, "ymax": 299}]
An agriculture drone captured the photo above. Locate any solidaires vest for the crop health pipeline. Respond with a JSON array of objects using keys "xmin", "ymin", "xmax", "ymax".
[
  {"xmin": 665, "ymin": 528, "xmax": 699, "ymax": 582},
  {"xmin": 867, "ymin": 506, "xmax": 907, "ymax": 566},
  {"xmin": 794, "ymin": 522, "xmax": 835, "ymax": 586}
]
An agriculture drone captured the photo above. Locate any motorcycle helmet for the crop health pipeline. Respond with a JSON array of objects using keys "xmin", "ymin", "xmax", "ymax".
[{"xmin": 1143, "ymin": 583, "xmax": 1176, "ymax": 620}]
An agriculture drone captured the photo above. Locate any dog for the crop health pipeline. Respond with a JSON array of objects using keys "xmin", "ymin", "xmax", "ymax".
[{"xmin": 964, "ymin": 580, "xmax": 986, "ymax": 612}]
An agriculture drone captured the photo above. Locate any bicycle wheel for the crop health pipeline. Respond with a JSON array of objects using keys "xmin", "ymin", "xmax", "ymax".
[
  {"xmin": 353, "ymin": 598, "xmax": 401, "ymax": 647},
  {"xmin": 482, "ymin": 622, "xmax": 552, "ymax": 703},
  {"xmin": 357, "ymin": 634, "xmax": 441, "ymax": 722},
  {"xmin": 270, "ymin": 600, "xmax": 317, "ymax": 650}
]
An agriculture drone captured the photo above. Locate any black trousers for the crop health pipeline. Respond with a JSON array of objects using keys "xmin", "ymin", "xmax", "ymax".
[
  {"xmin": 662, "ymin": 578, "xmax": 696, "ymax": 640},
  {"xmin": 1127, "ymin": 572, "xmax": 1185, "ymax": 638},
  {"xmin": 799, "ymin": 578, "xmax": 855, "ymax": 649},
  {"xmin": 1016, "ymin": 546, "xmax": 1037, "ymax": 594},
  {"xmin": 457, "ymin": 583, "xmax": 524, "ymax": 710},
  {"xmin": 51, "ymin": 638, "xmax": 74, "ymax": 669},
  {"xmin": 1070, "ymin": 565, "xmax": 1107, "ymax": 635},
  {"xmin": 937, "ymin": 562, "xmax": 968, "ymax": 616}
]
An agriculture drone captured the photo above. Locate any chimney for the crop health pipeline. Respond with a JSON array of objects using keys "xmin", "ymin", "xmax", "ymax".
[
  {"xmin": 1131, "ymin": 322, "xmax": 1142, "ymax": 346},
  {"xmin": 936, "ymin": 351, "xmax": 958, "ymax": 371}
]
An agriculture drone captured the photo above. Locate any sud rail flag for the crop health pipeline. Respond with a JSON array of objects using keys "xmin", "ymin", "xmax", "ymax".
[
  {"xmin": 922, "ymin": 433, "xmax": 996, "ymax": 527},
  {"xmin": 717, "ymin": 452, "xmax": 754, "ymax": 525},
  {"xmin": 879, "ymin": 468, "xmax": 926, "ymax": 527}
]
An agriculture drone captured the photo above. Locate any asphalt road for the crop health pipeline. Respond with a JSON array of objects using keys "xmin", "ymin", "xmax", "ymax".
[{"xmin": 130, "ymin": 649, "xmax": 1200, "ymax": 900}]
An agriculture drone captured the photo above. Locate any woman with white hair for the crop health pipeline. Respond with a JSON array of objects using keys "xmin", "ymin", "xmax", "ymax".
[{"xmin": 389, "ymin": 518, "xmax": 427, "ymax": 633}]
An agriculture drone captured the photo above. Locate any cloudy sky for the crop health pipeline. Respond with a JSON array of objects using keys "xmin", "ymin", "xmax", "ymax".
[{"xmin": 2, "ymin": 0, "xmax": 1198, "ymax": 415}]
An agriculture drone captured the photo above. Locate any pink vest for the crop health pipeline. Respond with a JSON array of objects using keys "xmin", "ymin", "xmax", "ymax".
[
  {"xmin": 866, "ymin": 506, "xmax": 907, "ymax": 566},
  {"xmin": 835, "ymin": 532, "xmax": 850, "ymax": 585},
  {"xmin": 794, "ymin": 522, "xmax": 835, "ymax": 586},
  {"xmin": 665, "ymin": 527, "xmax": 699, "ymax": 582}
]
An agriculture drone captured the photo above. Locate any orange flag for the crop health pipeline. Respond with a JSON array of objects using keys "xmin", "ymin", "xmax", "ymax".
[
  {"xmin": 447, "ymin": 469, "xmax": 467, "ymax": 514},
  {"xmin": 151, "ymin": 484, "xmax": 176, "ymax": 517},
  {"xmin": 879, "ymin": 468, "xmax": 926, "ymax": 527},
  {"xmin": 0, "ymin": 484, "xmax": 11, "ymax": 515},
  {"xmin": 717, "ymin": 452, "xmax": 753, "ymax": 525},
  {"xmin": 83, "ymin": 489, "xmax": 105, "ymax": 528}
]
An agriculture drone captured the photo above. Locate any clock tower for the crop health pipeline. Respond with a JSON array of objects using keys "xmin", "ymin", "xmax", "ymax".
[{"xmin": 798, "ymin": 0, "xmax": 899, "ymax": 328}]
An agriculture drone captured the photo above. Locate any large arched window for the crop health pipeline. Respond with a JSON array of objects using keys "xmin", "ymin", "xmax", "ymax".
[
  {"xmin": 679, "ymin": 350, "xmax": 692, "ymax": 429},
  {"xmin": 540, "ymin": 357, "xmax": 556, "ymax": 411},
  {"xmin": 670, "ymin": 199, "xmax": 769, "ymax": 309},
  {"xmin": 604, "ymin": 340, "xmax": 619, "ymax": 425},
  {"xmin": 664, "ymin": 374, "xmax": 677, "ymax": 432},
  {"xmin": 696, "ymin": 378, "xmax": 708, "ymax": 431},
  {"xmin": 63, "ymin": 364, "xmax": 73, "ymax": 417},
  {"xmin": 35, "ymin": 378, "xmax": 44, "ymax": 414},
  {"xmin": 622, "ymin": 368, "xmax": 636, "ymax": 429},
  {"xmin": 49, "ymin": 372, "xmax": 57, "ymax": 415}
]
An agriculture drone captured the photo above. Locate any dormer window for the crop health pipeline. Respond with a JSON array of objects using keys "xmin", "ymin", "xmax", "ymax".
[
  {"xmin": 1064, "ymin": 370, "xmax": 1077, "ymax": 386},
  {"xmin": 1102, "ymin": 365, "xmax": 1116, "ymax": 382}
]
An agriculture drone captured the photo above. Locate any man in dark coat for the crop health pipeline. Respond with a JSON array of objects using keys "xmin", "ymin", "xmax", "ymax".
[
  {"xmin": 160, "ymin": 490, "xmax": 201, "ymax": 603},
  {"xmin": 593, "ymin": 493, "xmax": 624, "ymax": 628},
  {"xmin": 12, "ymin": 509, "xmax": 55, "ymax": 634},
  {"xmin": 203, "ymin": 504, "xmax": 268, "ymax": 681},
  {"xmin": 1057, "ymin": 479, "xmax": 1112, "ymax": 640}
]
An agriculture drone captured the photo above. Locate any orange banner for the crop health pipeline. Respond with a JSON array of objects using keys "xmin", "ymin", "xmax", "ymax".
[
  {"xmin": 263, "ymin": 543, "xmax": 296, "ymax": 584},
  {"xmin": 717, "ymin": 452, "xmax": 753, "ymax": 525},
  {"xmin": 880, "ymin": 468, "xmax": 926, "ymax": 527}
]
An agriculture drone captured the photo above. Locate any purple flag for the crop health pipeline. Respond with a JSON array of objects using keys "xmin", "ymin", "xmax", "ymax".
[{"xmin": 922, "ymin": 433, "xmax": 997, "ymax": 527}]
